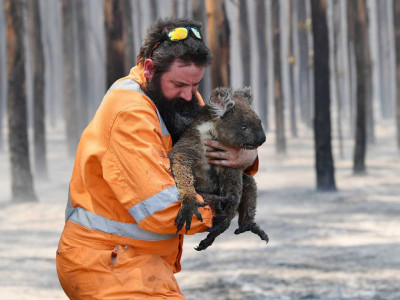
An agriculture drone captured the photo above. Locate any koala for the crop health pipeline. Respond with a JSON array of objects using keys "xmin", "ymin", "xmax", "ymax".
[{"xmin": 169, "ymin": 87, "xmax": 269, "ymax": 251}]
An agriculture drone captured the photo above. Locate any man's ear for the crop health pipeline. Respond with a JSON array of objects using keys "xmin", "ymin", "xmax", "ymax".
[
  {"xmin": 144, "ymin": 59, "xmax": 155, "ymax": 81},
  {"xmin": 208, "ymin": 87, "xmax": 235, "ymax": 119}
]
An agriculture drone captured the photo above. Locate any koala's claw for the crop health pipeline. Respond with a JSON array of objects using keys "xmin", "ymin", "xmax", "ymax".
[
  {"xmin": 234, "ymin": 222, "xmax": 269, "ymax": 243},
  {"xmin": 175, "ymin": 202, "xmax": 208, "ymax": 234}
]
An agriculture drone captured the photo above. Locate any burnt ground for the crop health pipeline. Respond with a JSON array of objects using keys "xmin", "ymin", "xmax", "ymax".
[{"xmin": 0, "ymin": 123, "xmax": 399, "ymax": 299}]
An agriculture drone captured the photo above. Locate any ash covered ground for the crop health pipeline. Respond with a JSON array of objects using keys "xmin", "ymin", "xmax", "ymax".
[{"xmin": 0, "ymin": 121, "xmax": 399, "ymax": 300}]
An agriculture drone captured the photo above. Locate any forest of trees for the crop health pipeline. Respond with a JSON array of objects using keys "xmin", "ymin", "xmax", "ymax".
[{"xmin": 0, "ymin": 0, "xmax": 400, "ymax": 201}]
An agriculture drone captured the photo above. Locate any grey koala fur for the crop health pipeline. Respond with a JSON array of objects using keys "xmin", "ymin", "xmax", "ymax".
[{"xmin": 169, "ymin": 87, "xmax": 269, "ymax": 251}]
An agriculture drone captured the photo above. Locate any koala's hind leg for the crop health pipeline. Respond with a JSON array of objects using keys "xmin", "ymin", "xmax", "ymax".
[
  {"xmin": 196, "ymin": 169, "xmax": 242, "ymax": 251},
  {"xmin": 235, "ymin": 175, "xmax": 269, "ymax": 243},
  {"xmin": 171, "ymin": 153, "xmax": 207, "ymax": 234}
]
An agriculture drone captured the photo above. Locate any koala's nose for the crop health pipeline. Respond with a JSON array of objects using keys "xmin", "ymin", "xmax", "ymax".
[{"xmin": 257, "ymin": 130, "xmax": 266, "ymax": 146}]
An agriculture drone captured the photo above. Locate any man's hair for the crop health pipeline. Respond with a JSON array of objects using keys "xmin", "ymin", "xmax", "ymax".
[{"xmin": 137, "ymin": 18, "xmax": 212, "ymax": 73}]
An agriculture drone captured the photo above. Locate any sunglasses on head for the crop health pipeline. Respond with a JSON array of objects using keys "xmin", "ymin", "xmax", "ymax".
[{"xmin": 149, "ymin": 27, "xmax": 203, "ymax": 58}]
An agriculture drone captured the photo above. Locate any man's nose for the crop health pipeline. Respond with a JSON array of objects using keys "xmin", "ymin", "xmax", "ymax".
[{"xmin": 180, "ymin": 87, "xmax": 193, "ymax": 101}]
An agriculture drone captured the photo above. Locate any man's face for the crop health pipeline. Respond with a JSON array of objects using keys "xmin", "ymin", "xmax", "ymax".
[
  {"xmin": 159, "ymin": 60, "xmax": 205, "ymax": 101},
  {"xmin": 146, "ymin": 60, "xmax": 205, "ymax": 144}
]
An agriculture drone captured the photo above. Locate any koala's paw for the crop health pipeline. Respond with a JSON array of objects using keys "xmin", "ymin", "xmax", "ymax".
[
  {"xmin": 175, "ymin": 201, "xmax": 208, "ymax": 234},
  {"xmin": 234, "ymin": 222, "xmax": 269, "ymax": 244}
]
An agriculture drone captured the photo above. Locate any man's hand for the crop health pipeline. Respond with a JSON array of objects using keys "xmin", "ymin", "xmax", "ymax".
[{"xmin": 203, "ymin": 140, "xmax": 257, "ymax": 170}]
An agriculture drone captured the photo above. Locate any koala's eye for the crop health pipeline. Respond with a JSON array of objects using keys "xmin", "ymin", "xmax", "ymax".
[{"xmin": 241, "ymin": 125, "xmax": 247, "ymax": 131}]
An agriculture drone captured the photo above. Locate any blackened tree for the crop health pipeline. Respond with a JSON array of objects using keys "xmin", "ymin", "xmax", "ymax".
[
  {"xmin": 28, "ymin": 0, "xmax": 48, "ymax": 180},
  {"xmin": 311, "ymin": 0, "xmax": 336, "ymax": 191},
  {"xmin": 5, "ymin": 0, "xmax": 37, "ymax": 201}
]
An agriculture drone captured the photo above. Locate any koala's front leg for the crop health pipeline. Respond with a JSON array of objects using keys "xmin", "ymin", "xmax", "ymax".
[
  {"xmin": 235, "ymin": 175, "xmax": 269, "ymax": 243},
  {"xmin": 171, "ymin": 153, "xmax": 207, "ymax": 234}
]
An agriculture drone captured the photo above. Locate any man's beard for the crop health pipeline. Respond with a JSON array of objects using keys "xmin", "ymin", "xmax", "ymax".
[{"xmin": 146, "ymin": 74, "xmax": 201, "ymax": 144}]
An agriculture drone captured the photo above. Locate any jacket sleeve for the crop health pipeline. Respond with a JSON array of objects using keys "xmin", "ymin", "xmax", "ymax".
[
  {"xmin": 104, "ymin": 92, "xmax": 213, "ymax": 235},
  {"xmin": 244, "ymin": 156, "xmax": 259, "ymax": 176}
]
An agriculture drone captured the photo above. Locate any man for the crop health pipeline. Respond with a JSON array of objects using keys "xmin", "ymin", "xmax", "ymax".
[{"xmin": 56, "ymin": 18, "xmax": 258, "ymax": 299}]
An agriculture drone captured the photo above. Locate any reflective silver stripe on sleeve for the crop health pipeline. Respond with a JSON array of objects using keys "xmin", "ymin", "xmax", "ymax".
[
  {"xmin": 129, "ymin": 185, "xmax": 180, "ymax": 223},
  {"xmin": 65, "ymin": 197, "xmax": 176, "ymax": 241},
  {"xmin": 107, "ymin": 78, "xmax": 170, "ymax": 136}
]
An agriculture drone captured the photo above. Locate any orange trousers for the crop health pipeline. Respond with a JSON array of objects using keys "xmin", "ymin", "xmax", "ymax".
[{"xmin": 56, "ymin": 244, "xmax": 185, "ymax": 299}]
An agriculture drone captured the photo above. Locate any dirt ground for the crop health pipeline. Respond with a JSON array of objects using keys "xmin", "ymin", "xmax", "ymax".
[{"xmin": 0, "ymin": 121, "xmax": 399, "ymax": 300}]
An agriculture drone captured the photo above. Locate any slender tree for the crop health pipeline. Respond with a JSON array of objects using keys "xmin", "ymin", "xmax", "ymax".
[
  {"xmin": 238, "ymin": 0, "xmax": 251, "ymax": 87},
  {"xmin": 28, "ymin": 0, "xmax": 48, "ymax": 179},
  {"xmin": 122, "ymin": 0, "xmax": 135, "ymax": 74},
  {"xmin": 76, "ymin": 0, "xmax": 89, "ymax": 130},
  {"xmin": 191, "ymin": 0, "xmax": 210, "ymax": 98},
  {"xmin": 297, "ymin": 1, "xmax": 312, "ymax": 127},
  {"xmin": 0, "ymin": 0, "xmax": 5, "ymax": 152},
  {"xmin": 104, "ymin": 0, "xmax": 126, "ymax": 89},
  {"xmin": 171, "ymin": 0, "xmax": 178, "ymax": 18},
  {"xmin": 394, "ymin": 0, "xmax": 400, "ymax": 150},
  {"xmin": 272, "ymin": 0, "xmax": 286, "ymax": 154},
  {"xmin": 311, "ymin": 0, "xmax": 336, "ymax": 191},
  {"xmin": 149, "ymin": 0, "xmax": 158, "ymax": 21},
  {"xmin": 255, "ymin": 0, "xmax": 268, "ymax": 129},
  {"xmin": 349, "ymin": 0, "xmax": 370, "ymax": 175},
  {"xmin": 332, "ymin": 0, "xmax": 344, "ymax": 158},
  {"xmin": 5, "ymin": 0, "xmax": 37, "ymax": 202},
  {"xmin": 288, "ymin": 0, "xmax": 297, "ymax": 137},
  {"xmin": 206, "ymin": 0, "xmax": 230, "ymax": 88},
  {"xmin": 62, "ymin": 0, "xmax": 80, "ymax": 157}
]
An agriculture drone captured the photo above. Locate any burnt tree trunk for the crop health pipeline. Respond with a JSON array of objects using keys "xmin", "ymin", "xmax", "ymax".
[
  {"xmin": 122, "ymin": 0, "xmax": 135, "ymax": 73},
  {"xmin": 288, "ymin": 0, "xmax": 297, "ymax": 137},
  {"xmin": 206, "ymin": 0, "xmax": 230, "ymax": 88},
  {"xmin": 171, "ymin": 0, "xmax": 178, "ymax": 18},
  {"xmin": 191, "ymin": 0, "xmax": 209, "ymax": 98},
  {"xmin": 76, "ymin": 0, "xmax": 89, "ymax": 130},
  {"xmin": 272, "ymin": 0, "xmax": 286, "ymax": 154},
  {"xmin": 350, "ymin": 0, "xmax": 369, "ymax": 175},
  {"xmin": 149, "ymin": 0, "xmax": 158, "ymax": 21},
  {"xmin": 62, "ymin": 0, "xmax": 80, "ymax": 157},
  {"xmin": 0, "ymin": 0, "xmax": 5, "ymax": 152},
  {"xmin": 297, "ymin": 2, "xmax": 311, "ymax": 127},
  {"xmin": 255, "ymin": 0, "xmax": 268, "ymax": 129},
  {"xmin": 311, "ymin": 0, "xmax": 336, "ymax": 191},
  {"xmin": 28, "ymin": 0, "xmax": 48, "ymax": 180},
  {"xmin": 238, "ymin": 0, "xmax": 251, "ymax": 87},
  {"xmin": 332, "ymin": 0, "xmax": 344, "ymax": 159},
  {"xmin": 5, "ymin": 0, "xmax": 37, "ymax": 202},
  {"xmin": 394, "ymin": 0, "xmax": 400, "ymax": 151},
  {"xmin": 104, "ymin": 0, "xmax": 126, "ymax": 88}
]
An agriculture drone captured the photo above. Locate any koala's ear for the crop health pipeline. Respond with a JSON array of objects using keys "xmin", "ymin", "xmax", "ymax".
[
  {"xmin": 208, "ymin": 87, "xmax": 235, "ymax": 118},
  {"xmin": 233, "ymin": 86, "xmax": 253, "ymax": 104}
]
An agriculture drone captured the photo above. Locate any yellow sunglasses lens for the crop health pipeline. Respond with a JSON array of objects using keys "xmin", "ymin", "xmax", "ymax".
[{"xmin": 168, "ymin": 28, "xmax": 188, "ymax": 41}]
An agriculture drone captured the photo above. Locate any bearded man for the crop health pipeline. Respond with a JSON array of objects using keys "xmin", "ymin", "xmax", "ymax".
[{"xmin": 56, "ymin": 18, "xmax": 258, "ymax": 299}]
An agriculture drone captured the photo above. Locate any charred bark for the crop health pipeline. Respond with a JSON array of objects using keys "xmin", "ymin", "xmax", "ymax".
[
  {"xmin": 394, "ymin": 0, "xmax": 400, "ymax": 151},
  {"xmin": 206, "ymin": 0, "xmax": 230, "ymax": 88},
  {"xmin": 350, "ymin": 0, "xmax": 369, "ymax": 175},
  {"xmin": 255, "ymin": 0, "xmax": 268, "ymax": 129},
  {"xmin": 288, "ymin": 0, "xmax": 298, "ymax": 137},
  {"xmin": 297, "ymin": 2, "xmax": 312, "ymax": 127},
  {"xmin": 272, "ymin": 0, "xmax": 286, "ymax": 154},
  {"xmin": 5, "ymin": 0, "xmax": 37, "ymax": 202},
  {"xmin": 238, "ymin": 0, "xmax": 251, "ymax": 87},
  {"xmin": 311, "ymin": 0, "xmax": 336, "ymax": 191},
  {"xmin": 104, "ymin": 0, "xmax": 126, "ymax": 88},
  {"xmin": 28, "ymin": 0, "xmax": 48, "ymax": 180},
  {"xmin": 61, "ymin": 0, "xmax": 80, "ymax": 157},
  {"xmin": 122, "ymin": 0, "xmax": 135, "ymax": 73}
]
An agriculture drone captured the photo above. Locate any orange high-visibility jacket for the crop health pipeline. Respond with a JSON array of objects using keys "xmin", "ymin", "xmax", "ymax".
[{"xmin": 57, "ymin": 65, "xmax": 258, "ymax": 299}]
